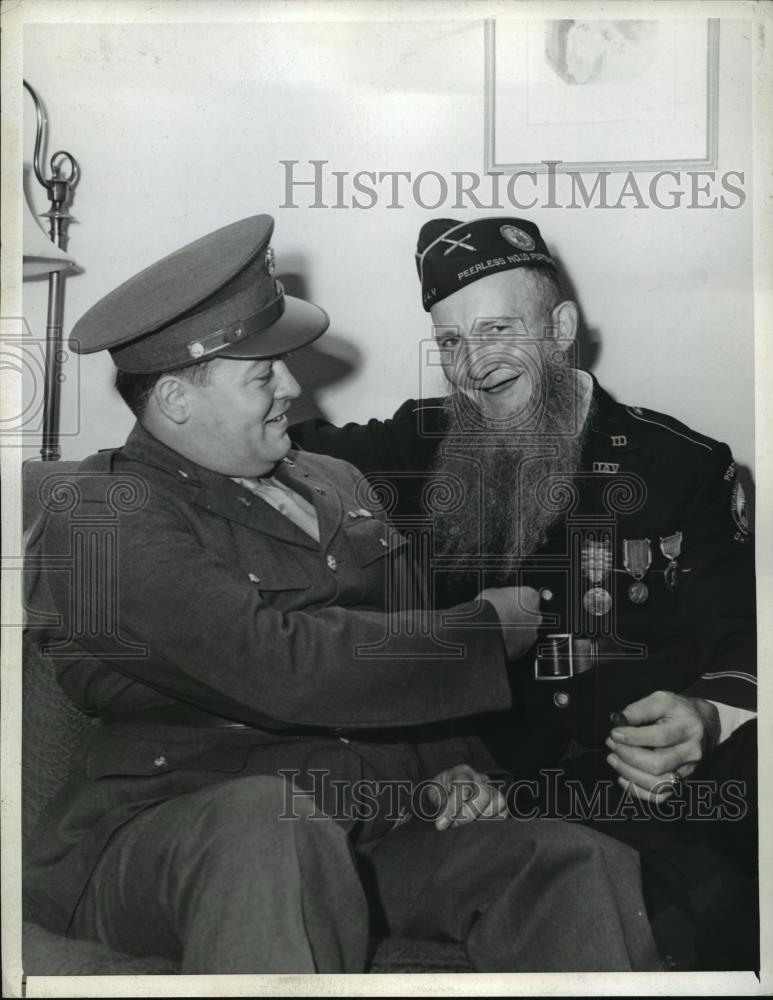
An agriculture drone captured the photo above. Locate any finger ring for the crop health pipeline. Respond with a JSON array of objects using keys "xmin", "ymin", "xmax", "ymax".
[{"xmin": 668, "ymin": 772, "xmax": 683, "ymax": 796}]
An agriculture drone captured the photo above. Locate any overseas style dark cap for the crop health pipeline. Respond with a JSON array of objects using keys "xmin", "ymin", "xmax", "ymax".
[
  {"xmin": 415, "ymin": 217, "xmax": 557, "ymax": 311},
  {"xmin": 70, "ymin": 215, "xmax": 329, "ymax": 373}
]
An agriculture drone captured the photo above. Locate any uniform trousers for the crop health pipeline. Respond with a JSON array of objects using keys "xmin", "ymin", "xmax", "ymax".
[{"xmin": 70, "ymin": 774, "xmax": 660, "ymax": 973}]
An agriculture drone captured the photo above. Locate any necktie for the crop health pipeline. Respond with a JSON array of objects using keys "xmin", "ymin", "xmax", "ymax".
[{"xmin": 232, "ymin": 476, "xmax": 320, "ymax": 542}]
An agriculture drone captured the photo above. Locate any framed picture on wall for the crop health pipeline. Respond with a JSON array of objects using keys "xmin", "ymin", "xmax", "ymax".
[{"xmin": 484, "ymin": 18, "xmax": 720, "ymax": 173}]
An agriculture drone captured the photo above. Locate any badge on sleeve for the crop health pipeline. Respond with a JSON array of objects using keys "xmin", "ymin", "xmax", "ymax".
[{"xmin": 731, "ymin": 479, "xmax": 749, "ymax": 537}]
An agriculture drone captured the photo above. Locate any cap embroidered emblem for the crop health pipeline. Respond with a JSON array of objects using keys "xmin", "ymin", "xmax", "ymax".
[
  {"xmin": 500, "ymin": 225, "xmax": 535, "ymax": 251},
  {"xmin": 440, "ymin": 233, "xmax": 475, "ymax": 256}
]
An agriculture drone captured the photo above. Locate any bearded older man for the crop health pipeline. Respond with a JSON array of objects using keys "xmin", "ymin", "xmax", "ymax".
[{"xmin": 291, "ymin": 216, "xmax": 758, "ymax": 970}]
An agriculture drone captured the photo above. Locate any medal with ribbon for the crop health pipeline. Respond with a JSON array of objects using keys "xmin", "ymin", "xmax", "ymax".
[
  {"xmin": 581, "ymin": 539, "xmax": 613, "ymax": 617},
  {"xmin": 623, "ymin": 538, "xmax": 652, "ymax": 604},
  {"xmin": 660, "ymin": 531, "xmax": 683, "ymax": 591}
]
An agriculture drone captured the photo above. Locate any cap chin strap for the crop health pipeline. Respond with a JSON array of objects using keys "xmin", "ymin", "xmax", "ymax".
[{"xmin": 186, "ymin": 281, "xmax": 286, "ymax": 361}]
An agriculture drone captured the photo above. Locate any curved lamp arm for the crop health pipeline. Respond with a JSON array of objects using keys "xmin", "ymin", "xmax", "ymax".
[{"xmin": 24, "ymin": 80, "xmax": 80, "ymax": 461}]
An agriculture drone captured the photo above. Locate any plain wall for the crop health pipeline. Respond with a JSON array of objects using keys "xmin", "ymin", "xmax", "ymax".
[{"xmin": 22, "ymin": 15, "xmax": 755, "ymax": 472}]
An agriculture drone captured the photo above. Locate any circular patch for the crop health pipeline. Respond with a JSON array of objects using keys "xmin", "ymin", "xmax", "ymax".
[
  {"xmin": 500, "ymin": 225, "xmax": 535, "ymax": 252},
  {"xmin": 731, "ymin": 479, "xmax": 749, "ymax": 533}
]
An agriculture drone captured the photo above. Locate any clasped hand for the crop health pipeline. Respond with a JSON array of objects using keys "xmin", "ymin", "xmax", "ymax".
[
  {"xmin": 427, "ymin": 764, "xmax": 506, "ymax": 831},
  {"xmin": 605, "ymin": 690, "xmax": 720, "ymax": 803}
]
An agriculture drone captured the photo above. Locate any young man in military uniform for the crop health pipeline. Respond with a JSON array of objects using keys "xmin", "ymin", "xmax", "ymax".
[
  {"xmin": 23, "ymin": 215, "xmax": 661, "ymax": 975},
  {"xmin": 291, "ymin": 216, "xmax": 758, "ymax": 969}
]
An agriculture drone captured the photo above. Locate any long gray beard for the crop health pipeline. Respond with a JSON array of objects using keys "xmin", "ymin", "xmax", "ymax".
[{"xmin": 427, "ymin": 370, "xmax": 592, "ymax": 581}]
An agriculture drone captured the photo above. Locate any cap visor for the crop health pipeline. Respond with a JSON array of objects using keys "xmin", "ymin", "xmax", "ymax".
[{"xmin": 217, "ymin": 295, "xmax": 329, "ymax": 361}]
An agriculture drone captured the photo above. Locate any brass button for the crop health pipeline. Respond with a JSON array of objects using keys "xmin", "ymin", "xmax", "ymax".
[
  {"xmin": 379, "ymin": 538, "xmax": 388, "ymax": 548},
  {"xmin": 248, "ymin": 573, "xmax": 260, "ymax": 584},
  {"xmin": 326, "ymin": 554, "xmax": 338, "ymax": 571},
  {"xmin": 153, "ymin": 755, "xmax": 168, "ymax": 768}
]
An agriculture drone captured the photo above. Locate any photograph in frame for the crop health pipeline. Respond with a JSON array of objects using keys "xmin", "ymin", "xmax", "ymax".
[{"xmin": 486, "ymin": 17, "xmax": 720, "ymax": 173}]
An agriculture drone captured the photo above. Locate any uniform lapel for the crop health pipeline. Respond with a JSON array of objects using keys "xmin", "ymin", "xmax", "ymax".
[
  {"xmin": 273, "ymin": 455, "xmax": 343, "ymax": 552},
  {"xmin": 584, "ymin": 377, "xmax": 641, "ymax": 472},
  {"xmin": 121, "ymin": 423, "xmax": 320, "ymax": 549},
  {"xmin": 191, "ymin": 478, "xmax": 320, "ymax": 549}
]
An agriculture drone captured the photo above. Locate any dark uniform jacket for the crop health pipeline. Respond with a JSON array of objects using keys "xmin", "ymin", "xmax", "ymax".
[
  {"xmin": 291, "ymin": 377, "xmax": 757, "ymax": 756},
  {"xmin": 24, "ymin": 423, "xmax": 510, "ymax": 934}
]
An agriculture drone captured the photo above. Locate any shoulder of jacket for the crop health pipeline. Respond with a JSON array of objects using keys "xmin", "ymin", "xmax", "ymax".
[
  {"xmin": 391, "ymin": 397, "xmax": 447, "ymax": 421},
  {"xmin": 53, "ymin": 448, "xmax": 160, "ymax": 509},
  {"xmin": 619, "ymin": 403, "xmax": 727, "ymax": 457}
]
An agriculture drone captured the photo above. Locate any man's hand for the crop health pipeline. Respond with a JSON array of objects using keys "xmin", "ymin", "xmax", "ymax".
[
  {"xmin": 605, "ymin": 690, "xmax": 720, "ymax": 803},
  {"xmin": 478, "ymin": 585, "xmax": 542, "ymax": 660},
  {"xmin": 427, "ymin": 764, "xmax": 507, "ymax": 831}
]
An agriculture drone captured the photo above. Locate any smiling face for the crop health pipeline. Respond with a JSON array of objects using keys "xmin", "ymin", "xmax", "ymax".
[
  {"xmin": 167, "ymin": 356, "xmax": 301, "ymax": 477},
  {"xmin": 429, "ymin": 268, "xmax": 571, "ymax": 423}
]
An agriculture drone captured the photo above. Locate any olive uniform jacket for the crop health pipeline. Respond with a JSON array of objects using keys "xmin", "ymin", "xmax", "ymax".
[
  {"xmin": 291, "ymin": 377, "xmax": 757, "ymax": 756},
  {"xmin": 24, "ymin": 423, "xmax": 512, "ymax": 935}
]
